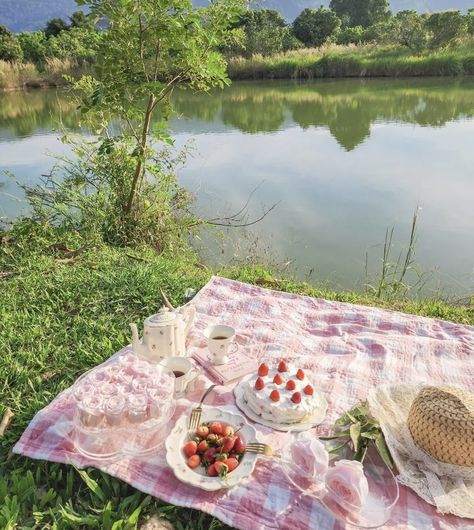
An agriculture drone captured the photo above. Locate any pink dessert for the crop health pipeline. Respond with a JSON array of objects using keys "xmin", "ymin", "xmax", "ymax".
[
  {"xmin": 104, "ymin": 395, "xmax": 126, "ymax": 426},
  {"xmin": 79, "ymin": 394, "xmax": 104, "ymax": 427},
  {"xmin": 128, "ymin": 393, "xmax": 148, "ymax": 423},
  {"xmin": 100, "ymin": 382, "xmax": 118, "ymax": 398}
]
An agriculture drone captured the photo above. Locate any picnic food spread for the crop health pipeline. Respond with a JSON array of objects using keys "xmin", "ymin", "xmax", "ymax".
[
  {"xmin": 13, "ymin": 277, "xmax": 474, "ymax": 529},
  {"xmin": 241, "ymin": 361, "xmax": 319, "ymax": 424}
]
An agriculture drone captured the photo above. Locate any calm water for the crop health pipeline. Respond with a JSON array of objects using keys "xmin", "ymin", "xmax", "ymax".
[{"xmin": 1, "ymin": 78, "xmax": 474, "ymax": 295}]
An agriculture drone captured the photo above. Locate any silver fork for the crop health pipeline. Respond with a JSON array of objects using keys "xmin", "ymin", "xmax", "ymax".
[
  {"xmin": 246, "ymin": 442, "xmax": 281, "ymax": 458},
  {"xmin": 188, "ymin": 384, "xmax": 217, "ymax": 431}
]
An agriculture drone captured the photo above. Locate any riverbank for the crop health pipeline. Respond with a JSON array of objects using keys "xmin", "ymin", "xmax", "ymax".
[
  {"xmin": 228, "ymin": 44, "xmax": 474, "ymax": 80},
  {"xmin": 1, "ymin": 222, "xmax": 472, "ymax": 527},
  {"xmin": 2, "ymin": 44, "xmax": 474, "ymax": 90}
]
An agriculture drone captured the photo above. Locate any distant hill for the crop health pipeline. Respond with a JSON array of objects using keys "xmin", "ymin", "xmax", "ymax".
[{"xmin": 1, "ymin": 0, "xmax": 472, "ymax": 32}]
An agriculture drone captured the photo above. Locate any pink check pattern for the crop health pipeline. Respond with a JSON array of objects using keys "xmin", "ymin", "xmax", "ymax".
[{"xmin": 14, "ymin": 276, "xmax": 474, "ymax": 530}]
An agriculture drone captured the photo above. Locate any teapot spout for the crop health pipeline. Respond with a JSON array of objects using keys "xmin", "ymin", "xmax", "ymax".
[{"xmin": 130, "ymin": 323, "xmax": 145, "ymax": 356}]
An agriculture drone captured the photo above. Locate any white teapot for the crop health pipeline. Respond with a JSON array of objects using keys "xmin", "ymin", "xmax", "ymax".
[{"xmin": 129, "ymin": 305, "xmax": 195, "ymax": 362}]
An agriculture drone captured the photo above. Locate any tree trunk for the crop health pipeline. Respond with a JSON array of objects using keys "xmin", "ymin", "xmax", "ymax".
[{"xmin": 125, "ymin": 94, "xmax": 156, "ymax": 215}]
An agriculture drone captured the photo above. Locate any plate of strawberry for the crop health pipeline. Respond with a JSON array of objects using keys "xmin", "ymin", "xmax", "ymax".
[{"xmin": 165, "ymin": 407, "xmax": 259, "ymax": 491}]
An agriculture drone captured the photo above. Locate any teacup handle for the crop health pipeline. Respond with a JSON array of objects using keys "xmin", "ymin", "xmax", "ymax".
[
  {"xmin": 228, "ymin": 342, "xmax": 239, "ymax": 354},
  {"xmin": 185, "ymin": 367, "xmax": 202, "ymax": 392}
]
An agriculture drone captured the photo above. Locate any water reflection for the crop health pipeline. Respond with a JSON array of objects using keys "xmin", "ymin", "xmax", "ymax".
[
  {"xmin": 170, "ymin": 79, "xmax": 474, "ymax": 150},
  {"xmin": 0, "ymin": 90, "xmax": 78, "ymax": 138},
  {"xmin": 2, "ymin": 79, "xmax": 474, "ymax": 150}
]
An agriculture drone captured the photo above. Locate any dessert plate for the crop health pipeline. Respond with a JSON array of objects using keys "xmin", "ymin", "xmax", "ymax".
[
  {"xmin": 165, "ymin": 406, "xmax": 258, "ymax": 491},
  {"xmin": 234, "ymin": 376, "xmax": 328, "ymax": 432}
]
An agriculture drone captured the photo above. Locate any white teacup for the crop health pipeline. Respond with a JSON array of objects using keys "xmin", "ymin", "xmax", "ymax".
[
  {"xmin": 203, "ymin": 325, "xmax": 238, "ymax": 365},
  {"xmin": 160, "ymin": 357, "xmax": 200, "ymax": 397}
]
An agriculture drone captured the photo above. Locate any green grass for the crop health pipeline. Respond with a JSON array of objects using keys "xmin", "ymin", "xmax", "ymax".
[
  {"xmin": 227, "ymin": 43, "xmax": 474, "ymax": 80},
  {"xmin": 1, "ymin": 222, "xmax": 473, "ymax": 528}
]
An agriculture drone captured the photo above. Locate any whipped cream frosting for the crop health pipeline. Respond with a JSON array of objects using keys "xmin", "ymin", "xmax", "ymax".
[{"xmin": 242, "ymin": 364, "xmax": 318, "ymax": 424}]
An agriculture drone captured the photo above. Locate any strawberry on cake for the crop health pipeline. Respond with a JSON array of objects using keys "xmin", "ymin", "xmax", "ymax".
[{"xmin": 241, "ymin": 360, "xmax": 318, "ymax": 424}]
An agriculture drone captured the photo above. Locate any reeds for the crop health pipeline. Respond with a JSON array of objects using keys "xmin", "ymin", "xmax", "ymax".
[
  {"xmin": 0, "ymin": 61, "xmax": 38, "ymax": 89},
  {"xmin": 0, "ymin": 59, "xmax": 91, "ymax": 90},
  {"xmin": 227, "ymin": 43, "xmax": 474, "ymax": 80}
]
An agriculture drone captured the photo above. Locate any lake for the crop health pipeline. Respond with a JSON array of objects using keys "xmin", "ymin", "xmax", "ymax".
[{"xmin": 1, "ymin": 78, "xmax": 473, "ymax": 296}]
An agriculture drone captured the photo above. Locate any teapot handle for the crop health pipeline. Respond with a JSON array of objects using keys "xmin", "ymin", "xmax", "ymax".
[{"xmin": 182, "ymin": 305, "xmax": 196, "ymax": 336}]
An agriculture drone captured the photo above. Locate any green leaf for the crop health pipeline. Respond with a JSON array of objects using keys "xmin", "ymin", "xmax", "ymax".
[
  {"xmin": 76, "ymin": 469, "xmax": 106, "ymax": 503},
  {"xmin": 361, "ymin": 432, "xmax": 379, "ymax": 440},
  {"xmin": 335, "ymin": 413, "xmax": 350, "ymax": 426},
  {"xmin": 350, "ymin": 422, "xmax": 361, "ymax": 452},
  {"xmin": 375, "ymin": 434, "xmax": 394, "ymax": 469}
]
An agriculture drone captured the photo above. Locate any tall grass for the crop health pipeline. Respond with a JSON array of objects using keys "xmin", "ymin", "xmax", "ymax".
[
  {"xmin": 0, "ymin": 59, "xmax": 91, "ymax": 90},
  {"xmin": 0, "ymin": 61, "xmax": 38, "ymax": 90},
  {"xmin": 228, "ymin": 44, "xmax": 474, "ymax": 80}
]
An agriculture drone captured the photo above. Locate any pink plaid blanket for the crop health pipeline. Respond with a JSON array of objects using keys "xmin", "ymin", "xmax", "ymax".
[{"xmin": 14, "ymin": 276, "xmax": 474, "ymax": 530}]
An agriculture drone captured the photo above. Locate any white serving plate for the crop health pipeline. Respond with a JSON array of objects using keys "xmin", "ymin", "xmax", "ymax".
[
  {"xmin": 165, "ymin": 406, "xmax": 259, "ymax": 491},
  {"xmin": 234, "ymin": 375, "xmax": 328, "ymax": 432}
]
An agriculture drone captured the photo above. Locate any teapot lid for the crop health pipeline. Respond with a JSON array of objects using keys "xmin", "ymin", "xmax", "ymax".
[{"xmin": 146, "ymin": 307, "xmax": 177, "ymax": 326}]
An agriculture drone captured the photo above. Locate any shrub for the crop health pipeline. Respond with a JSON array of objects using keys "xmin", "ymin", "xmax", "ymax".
[{"xmin": 22, "ymin": 136, "xmax": 197, "ymax": 251}]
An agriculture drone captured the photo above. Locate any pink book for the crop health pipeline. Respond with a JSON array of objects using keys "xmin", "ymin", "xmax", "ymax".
[{"xmin": 192, "ymin": 347, "xmax": 258, "ymax": 385}]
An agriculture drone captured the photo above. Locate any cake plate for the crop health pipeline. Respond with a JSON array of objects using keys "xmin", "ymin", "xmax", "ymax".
[{"xmin": 234, "ymin": 376, "xmax": 328, "ymax": 432}]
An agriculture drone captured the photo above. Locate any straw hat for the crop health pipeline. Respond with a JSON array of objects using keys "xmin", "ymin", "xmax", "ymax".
[{"xmin": 407, "ymin": 386, "xmax": 474, "ymax": 467}]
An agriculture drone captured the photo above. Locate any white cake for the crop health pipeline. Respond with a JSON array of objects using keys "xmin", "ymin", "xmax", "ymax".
[{"xmin": 241, "ymin": 361, "xmax": 319, "ymax": 424}]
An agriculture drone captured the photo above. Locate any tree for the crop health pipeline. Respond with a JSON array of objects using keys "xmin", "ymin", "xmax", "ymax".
[
  {"xmin": 329, "ymin": 0, "xmax": 390, "ymax": 28},
  {"xmin": 18, "ymin": 31, "xmax": 48, "ymax": 63},
  {"xmin": 235, "ymin": 9, "xmax": 288, "ymax": 56},
  {"xmin": 425, "ymin": 10, "xmax": 468, "ymax": 49},
  {"xmin": 47, "ymin": 27, "xmax": 102, "ymax": 62},
  {"xmin": 74, "ymin": 0, "xmax": 246, "ymax": 217},
  {"xmin": 69, "ymin": 10, "xmax": 95, "ymax": 30},
  {"xmin": 468, "ymin": 9, "xmax": 474, "ymax": 35},
  {"xmin": 0, "ymin": 32, "xmax": 23, "ymax": 62},
  {"xmin": 395, "ymin": 10, "xmax": 427, "ymax": 50},
  {"xmin": 293, "ymin": 7, "xmax": 342, "ymax": 48},
  {"xmin": 336, "ymin": 25, "xmax": 366, "ymax": 45},
  {"xmin": 44, "ymin": 18, "xmax": 69, "ymax": 38}
]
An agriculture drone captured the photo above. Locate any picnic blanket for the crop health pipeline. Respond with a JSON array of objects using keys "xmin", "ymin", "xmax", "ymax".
[{"xmin": 14, "ymin": 276, "xmax": 474, "ymax": 530}]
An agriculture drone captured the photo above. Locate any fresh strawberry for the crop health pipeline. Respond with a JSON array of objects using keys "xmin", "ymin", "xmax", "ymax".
[
  {"xmin": 286, "ymin": 379, "xmax": 296, "ymax": 391},
  {"xmin": 214, "ymin": 461, "xmax": 229, "ymax": 477},
  {"xmin": 224, "ymin": 457, "xmax": 239, "ymax": 472},
  {"xmin": 203, "ymin": 447, "xmax": 217, "ymax": 463},
  {"xmin": 255, "ymin": 377, "xmax": 265, "ymax": 391},
  {"xmin": 233, "ymin": 437, "xmax": 246, "ymax": 453},
  {"xmin": 210, "ymin": 421, "xmax": 223, "ymax": 435},
  {"xmin": 183, "ymin": 441, "xmax": 197, "ymax": 457},
  {"xmin": 270, "ymin": 389, "xmax": 280, "ymax": 402},
  {"xmin": 296, "ymin": 368, "xmax": 305, "ymax": 380},
  {"xmin": 187, "ymin": 454, "xmax": 200, "ymax": 469},
  {"xmin": 258, "ymin": 363, "xmax": 269, "ymax": 377},
  {"xmin": 223, "ymin": 425, "xmax": 235, "ymax": 437},
  {"xmin": 278, "ymin": 360, "xmax": 288, "ymax": 372},
  {"xmin": 206, "ymin": 463, "xmax": 218, "ymax": 477},
  {"xmin": 197, "ymin": 440, "xmax": 209, "ymax": 453},
  {"xmin": 215, "ymin": 452, "xmax": 228, "ymax": 461},
  {"xmin": 273, "ymin": 373, "xmax": 283, "ymax": 385},
  {"xmin": 220, "ymin": 436, "xmax": 236, "ymax": 453},
  {"xmin": 303, "ymin": 384, "xmax": 314, "ymax": 395},
  {"xmin": 291, "ymin": 391, "xmax": 302, "ymax": 404},
  {"xmin": 196, "ymin": 425, "xmax": 209, "ymax": 438},
  {"xmin": 207, "ymin": 433, "xmax": 219, "ymax": 444}
]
